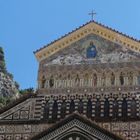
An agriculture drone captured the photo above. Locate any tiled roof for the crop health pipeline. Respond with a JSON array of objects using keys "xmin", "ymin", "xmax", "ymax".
[{"xmin": 34, "ymin": 20, "xmax": 140, "ymax": 54}]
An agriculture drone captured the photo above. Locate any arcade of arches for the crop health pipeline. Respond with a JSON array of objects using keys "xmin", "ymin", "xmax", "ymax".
[{"xmin": 40, "ymin": 70, "xmax": 140, "ymax": 89}]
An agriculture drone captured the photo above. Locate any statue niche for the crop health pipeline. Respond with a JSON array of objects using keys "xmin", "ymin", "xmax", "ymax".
[
  {"xmin": 120, "ymin": 72, "xmax": 124, "ymax": 86},
  {"xmin": 101, "ymin": 72, "xmax": 106, "ymax": 86},
  {"xmin": 128, "ymin": 72, "xmax": 133, "ymax": 85},
  {"xmin": 93, "ymin": 73, "xmax": 97, "ymax": 87},
  {"xmin": 75, "ymin": 74, "xmax": 80, "ymax": 87},
  {"xmin": 110, "ymin": 72, "xmax": 115, "ymax": 85},
  {"xmin": 41, "ymin": 75, "xmax": 46, "ymax": 88},
  {"xmin": 84, "ymin": 73, "xmax": 89, "ymax": 86},
  {"xmin": 49, "ymin": 75, "xmax": 54, "ymax": 88}
]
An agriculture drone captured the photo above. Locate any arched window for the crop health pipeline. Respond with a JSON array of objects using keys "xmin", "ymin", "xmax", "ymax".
[
  {"xmin": 95, "ymin": 99, "xmax": 101, "ymax": 119},
  {"xmin": 131, "ymin": 99, "xmax": 137, "ymax": 118},
  {"xmin": 122, "ymin": 98, "xmax": 127, "ymax": 120},
  {"xmin": 70, "ymin": 100, "xmax": 75, "ymax": 113},
  {"xmin": 120, "ymin": 72, "xmax": 124, "ymax": 85},
  {"xmin": 61, "ymin": 100, "xmax": 66, "ymax": 118},
  {"xmin": 78, "ymin": 99, "xmax": 83, "ymax": 114},
  {"xmin": 87, "ymin": 99, "xmax": 92, "ymax": 118},
  {"xmin": 52, "ymin": 100, "xmax": 58, "ymax": 122},
  {"xmin": 104, "ymin": 99, "xmax": 110, "ymax": 118},
  {"xmin": 86, "ymin": 41, "xmax": 97, "ymax": 58},
  {"xmin": 49, "ymin": 76, "xmax": 54, "ymax": 88},
  {"xmin": 41, "ymin": 75, "xmax": 46, "ymax": 88},
  {"xmin": 43, "ymin": 101, "xmax": 50, "ymax": 120}
]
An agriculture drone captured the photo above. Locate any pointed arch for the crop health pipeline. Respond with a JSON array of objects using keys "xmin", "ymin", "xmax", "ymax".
[
  {"xmin": 104, "ymin": 98, "xmax": 110, "ymax": 118},
  {"xmin": 113, "ymin": 98, "xmax": 118, "ymax": 119},
  {"xmin": 70, "ymin": 100, "xmax": 75, "ymax": 113},
  {"xmin": 122, "ymin": 98, "xmax": 127, "ymax": 120},
  {"xmin": 86, "ymin": 99, "xmax": 92, "ymax": 118},
  {"xmin": 61, "ymin": 100, "xmax": 66, "ymax": 118},
  {"xmin": 43, "ymin": 101, "xmax": 50, "ymax": 120},
  {"xmin": 52, "ymin": 100, "xmax": 58, "ymax": 122},
  {"xmin": 131, "ymin": 98, "xmax": 137, "ymax": 118},
  {"xmin": 78, "ymin": 99, "xmax": 83, "ymax": 114},
  {"xmin": 95, "ymin": 99, "xmax": 101, "ymax": 119}
]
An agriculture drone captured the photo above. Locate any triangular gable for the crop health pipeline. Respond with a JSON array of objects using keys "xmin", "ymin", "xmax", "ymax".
[
  {"xmin": 34, "ymin": 20, "xmax": 140, "ymax": 62},
  {"xmin": 0, "ymin": 93, "xmax": 36, "ymax": 121},
  {"xmin": 31, "ymin": 113, "xmax": 123, "ymax": 140}
]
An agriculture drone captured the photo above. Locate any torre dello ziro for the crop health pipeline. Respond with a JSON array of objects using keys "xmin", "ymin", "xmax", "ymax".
[{"xmin": 1, "ymin": 20, "xmax": 140, "ymax": 140}]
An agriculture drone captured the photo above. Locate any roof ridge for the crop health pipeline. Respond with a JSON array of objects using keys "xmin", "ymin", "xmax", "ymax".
[{"xmin": 34, "ymin": 20, "xmax": 140, "ymax": 54}]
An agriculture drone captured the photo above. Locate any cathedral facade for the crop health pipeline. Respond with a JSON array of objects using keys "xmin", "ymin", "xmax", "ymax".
[{"xmin": 0, "ymin": 21, "xmax": 140, "ymax": 140}]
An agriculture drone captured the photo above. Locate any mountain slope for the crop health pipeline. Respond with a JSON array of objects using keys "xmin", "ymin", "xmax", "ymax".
[{"xmin": 0, "ymin": 47, "xmax": 19, "ymax": 107}]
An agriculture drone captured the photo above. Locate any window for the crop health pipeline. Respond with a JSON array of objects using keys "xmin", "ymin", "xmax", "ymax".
[
  {"xmin": 113, "ymin": 99, "xmax": 118, "ymax": 119},
  {"xmin": 87, "ymin": 99, "xmax": 92, "ymax": 118},
  {"xmin": 131, "ymin": 99, "xmax": 137, "ymax": 118},
  {"xmin": 52, "ymin": 100, "xmax": 58, "ymax": 121},
  {"xmin": 104, "ymin": 99, "xmax": 110, "ymax": 118},
  {"xmin": 122, "ymin": 98, "xmax": 127, "ymax": 119},
  {"xmin": 61, "ymin": 100, "xmax": 66, "ymax": 118},
  {"xmin": 78, "ymin": 100, "xmax": 83, "ymax": 114},
  {"xmin": 70, "ymin": 100, "xmax": 75, "ymax": 113},
  {"xmin": 43, "ymin": 101, "xmax": 50, "ymax": 120},
  {"xmin": 95, "ymin": 99, "xmax": 101, "ymax": 119}
]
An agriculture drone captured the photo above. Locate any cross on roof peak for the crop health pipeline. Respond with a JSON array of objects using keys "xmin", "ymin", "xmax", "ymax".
[{"xmin": 88, "ymin": 10, "xmax": 97, "ymax": 21}]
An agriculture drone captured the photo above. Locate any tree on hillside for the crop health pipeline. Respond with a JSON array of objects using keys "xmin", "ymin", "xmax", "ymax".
[{"xmin": 19, "ymin": 88, "xmax": 34, "ymax": 95}]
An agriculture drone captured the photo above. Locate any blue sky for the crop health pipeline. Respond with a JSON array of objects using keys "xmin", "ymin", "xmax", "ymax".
[{"xmin": 0, "ymin": 0, "xmax": 140, "ymax": 89}]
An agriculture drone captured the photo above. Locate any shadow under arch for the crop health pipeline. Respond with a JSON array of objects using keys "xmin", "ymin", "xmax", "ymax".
[{"xmin": 58, "ymin": 131, "xmax": 92, "ymax": 140}]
